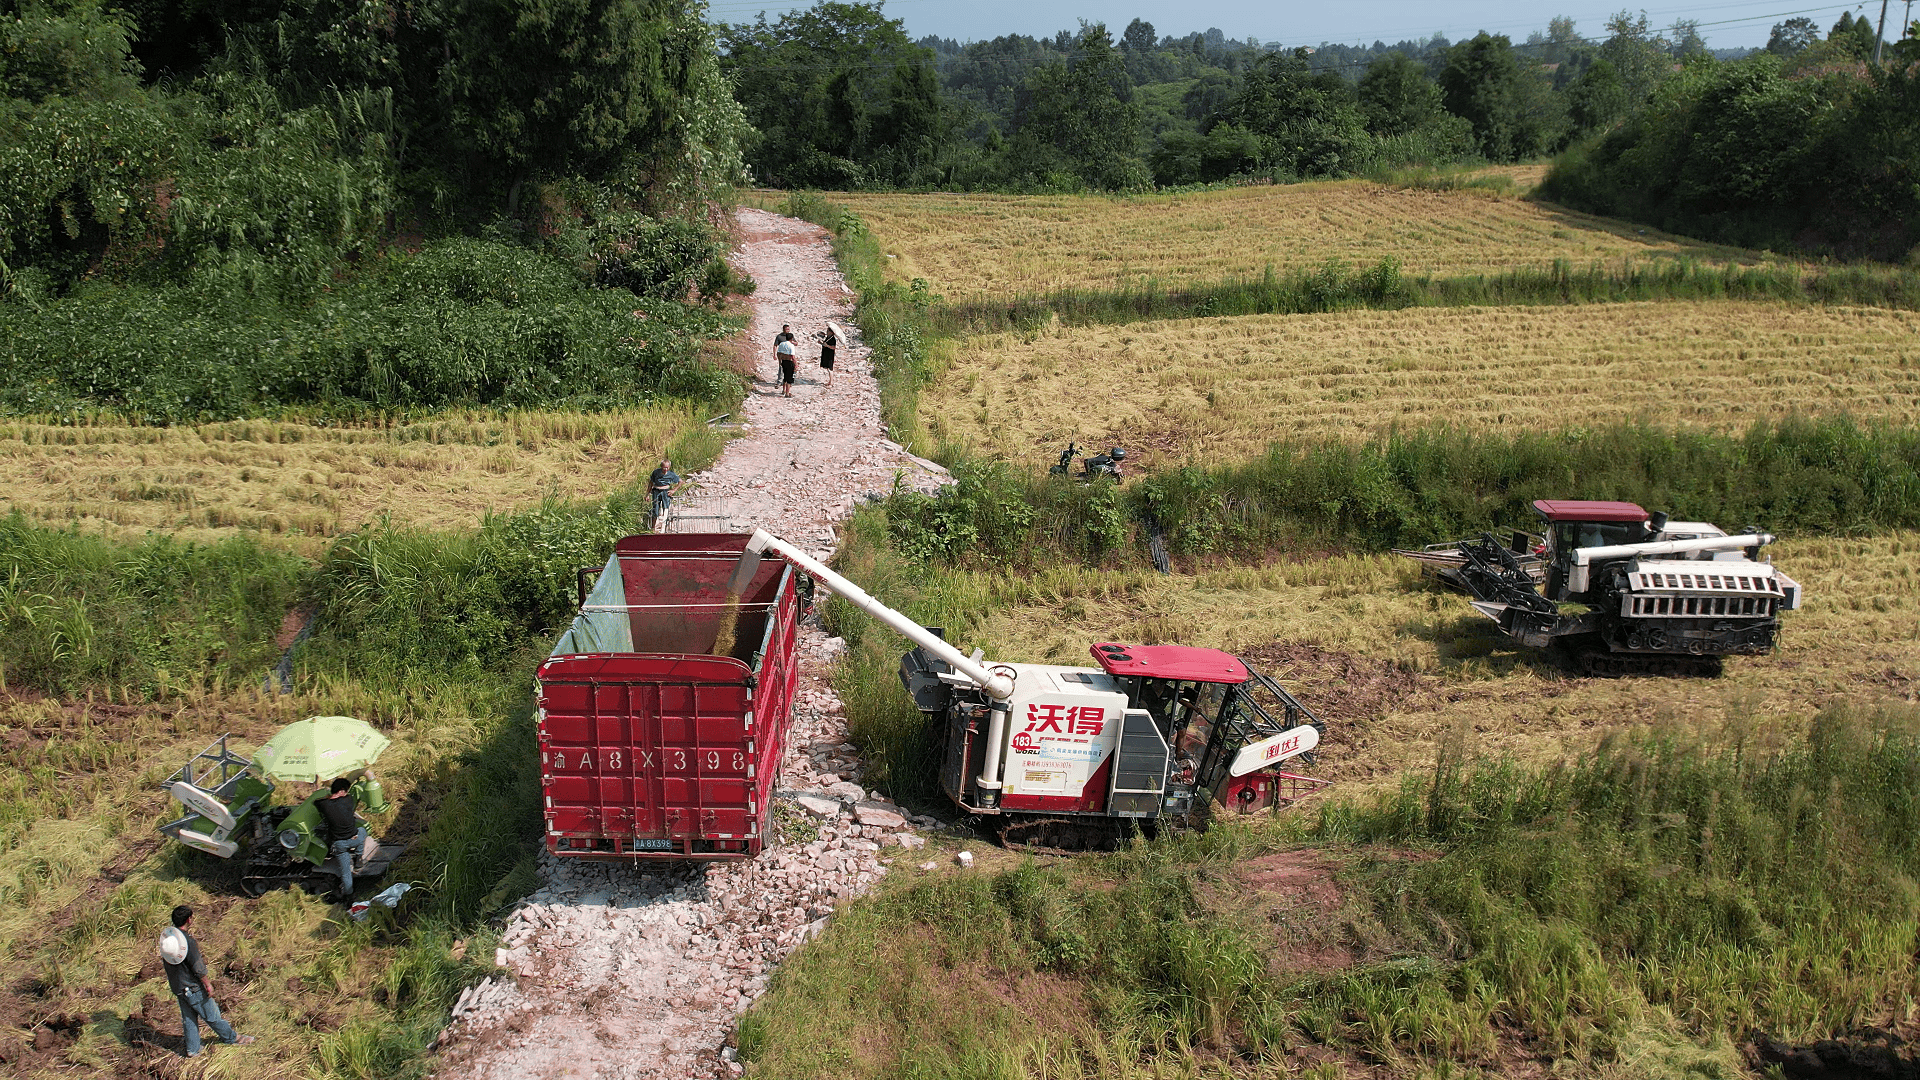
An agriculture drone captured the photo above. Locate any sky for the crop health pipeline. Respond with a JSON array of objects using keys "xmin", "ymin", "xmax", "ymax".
[{"xmin": 701, "ymin": 0, "xmax": 1911, "ymax": 51}]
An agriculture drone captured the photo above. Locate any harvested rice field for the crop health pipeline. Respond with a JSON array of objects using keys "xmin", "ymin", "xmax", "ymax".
[
  {"xmin": 959, "ymin": 531, "xmax": 1920, "ymax": 795},
  {"xmin": 0, "ymin": 407, "xmax": 710, "ymax": 549},
  {"xmin": 830, "ymin": 181, "xmax": 1763, "ymax": 297},
  {"xmin": 924, "ymin": 301, "xmax": 1920, "ymax": 467}
]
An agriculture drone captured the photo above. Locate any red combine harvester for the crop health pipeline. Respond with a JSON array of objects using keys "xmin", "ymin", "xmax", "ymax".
[
  {"xmin": 538, "ymin": 530, "xmax": 1331, "ymax": 859},
  {"xmin": 729, "ymin": 531, "xmax": 1330, "ymax": 851},
  {"xmin": 537, "ymin": 534, "xmax": 800, "ymax": 860}
]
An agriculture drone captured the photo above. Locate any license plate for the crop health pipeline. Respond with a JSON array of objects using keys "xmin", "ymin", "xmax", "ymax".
[{"xmin": 630, "ymin": 838, "xmax": 673, "ymax": 851}]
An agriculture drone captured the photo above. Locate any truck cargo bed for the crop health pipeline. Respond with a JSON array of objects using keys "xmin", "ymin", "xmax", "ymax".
[{"xmin": 538, "ymin": 534, "xmax": 800, "ymax": 860}]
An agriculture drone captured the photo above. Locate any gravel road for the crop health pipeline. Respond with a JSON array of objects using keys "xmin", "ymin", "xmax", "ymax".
[{"xmin": 431, "ymin": 208, "xmax": 949, "ymax": 1079}]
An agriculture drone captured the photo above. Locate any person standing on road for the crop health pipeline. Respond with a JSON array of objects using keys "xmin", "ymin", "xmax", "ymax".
[
  {"xmin": 318, "ymin": 777, "xmax": 367, "ymax": 901},
  {"xmin": 161, "ymin": 906, "xmax": 255, "ymax": 1057},
  {"xmin": 818, "ymin": 324, "xmax": 837, "ymax": 388},
  {"xmin": 648, "ymin": 458, "xmax": 682, "ymax": 531},
  {"xmin": 775, "ymin": 335, "xmax": 797, "ymax": 396}
]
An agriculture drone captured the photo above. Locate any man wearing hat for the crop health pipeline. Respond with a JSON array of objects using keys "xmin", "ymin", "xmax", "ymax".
[{"xmin": 160, "ymin": 906, "xmax": 254, "ymax": 1056}]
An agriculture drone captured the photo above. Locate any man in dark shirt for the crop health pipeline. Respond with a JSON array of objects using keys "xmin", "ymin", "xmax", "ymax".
[
  {"xmin": 648, "ymin": 458, "xmax": 682, "ymax": 531},
  {"xmin": 161, "ymin": 905, "xmax": 253, "ymax": 1056},
  {"xmin": 318, "ymin": 777, "xmax": 366, "ymax": 899}
]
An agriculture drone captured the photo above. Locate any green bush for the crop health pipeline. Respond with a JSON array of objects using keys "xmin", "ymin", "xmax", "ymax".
[
  {"xmin": 306, "ymin": 490, "xmax": 647, "ymax": 679},
  {"xmin": 582, "ymin": 211, "xmax": 718, "ymax": 299},
  {"xmin": 0, "ymin": 235, "xmax": 739, "ymax": 420}
]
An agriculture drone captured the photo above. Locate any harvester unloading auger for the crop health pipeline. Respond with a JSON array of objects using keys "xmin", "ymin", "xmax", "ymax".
[
  {"xmin": 1397, "ymin": 501, "xmax": 1805, "ymax": 677},
  {"xmin": 728, "ymin": 530, "xmax": 1329, "ymax": 851}
]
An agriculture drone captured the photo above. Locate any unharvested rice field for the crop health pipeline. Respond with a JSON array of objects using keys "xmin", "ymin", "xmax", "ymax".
[
  {"xmin": 955, "ymin": 532, "xmax": 1920, "ymax": 793},
  {"xmin": 830, "ymin": 181, "xmax": 1762, "ymax": 296},
  {"xmin": 0, "ymin": 407, "xmax": 708, "ymax": 549},
  {"xmin": 924, "ymin": 301, "xmax": 1920, "ymax": 466}
]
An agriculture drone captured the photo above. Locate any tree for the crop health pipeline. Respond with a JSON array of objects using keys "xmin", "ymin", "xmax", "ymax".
[
  {"xmin": 435, "ymin": 0, "xmax": 699, "ymax": 210},
  {"xmin": 1767, "ymin": 17, "xmax": 1818, "ymax": 56},
  {"xmin": 1439, "ymin": 32, "xmax": 1567, "ymax": 160},
  {"xmin": 1537, "ymin": 15, "xmax": 1581, "ymax": 65},
  {"xmin": 1668, "ymin": 19, "xmax": 1707, "ymax": 60},
  {"xmin": 720, "ymin": 2, "xmax": 946, "ymax": 188},
  {"xmin": 1566, "ymin": 56, "xmax": 1627, "ymax": 132},
  {"xmin": 1121, "ymin": 18, "xmax": 1155, "ymax": 53},
  {"xmin": 1358, "ymin": 52, "xmax": 1441, "ymax": 137},
  {"xmin": 1007, "ymin": 23, "xmax": 1145, "ymax": 189},
  {"xmin": 1209, "ymin": 49, "xmax": 1369, "ymax": 177},
  {"xmin": 1600, "ymin": 10, "xmax": 1673, "ymax": 105},
  {"xmin": 1181, "ymin": 70, "xmax": 1235, "ymax": 121},
  {"xmin": 1828, "ymin": 12, "xmax": 1879, "ymax": 58}
]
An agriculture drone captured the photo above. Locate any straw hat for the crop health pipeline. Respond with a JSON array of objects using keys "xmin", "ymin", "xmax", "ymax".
[{"xmin": 159, "ymin": 927, "xmax": 189, "ymax": 965}]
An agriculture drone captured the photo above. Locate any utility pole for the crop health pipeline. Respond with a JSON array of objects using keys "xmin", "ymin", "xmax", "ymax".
[{"xmin": 1875, "ymin": 0, "xmax": 1890, "ymax": 64}]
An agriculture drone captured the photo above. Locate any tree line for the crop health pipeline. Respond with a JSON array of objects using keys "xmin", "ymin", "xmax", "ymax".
[
  {"xmin": 5, "ymin": 0, "xmax": 1919, "ymax": 382},
  {"xmin": 722, "ymin": 3, "xmax": 1920, "ymax": 260}
]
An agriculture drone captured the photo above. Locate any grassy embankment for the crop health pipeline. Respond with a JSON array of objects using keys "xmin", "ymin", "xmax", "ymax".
[{"xmin": 737, "ymin": 186, "xmax": 1920, "ymax": 1078}]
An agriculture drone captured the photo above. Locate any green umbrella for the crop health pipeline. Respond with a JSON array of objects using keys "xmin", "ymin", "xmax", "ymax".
[{"xmin": 252, "ymin": 716, "xmax": 390, "ymax": 783}]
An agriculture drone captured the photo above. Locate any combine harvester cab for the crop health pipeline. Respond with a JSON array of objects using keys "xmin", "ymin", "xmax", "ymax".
[
  {"xmin": 538, "ymin": 534, "xmax": 801, "ymax": 860},
  {"xmin": 1402, "ymin": 500, "xmax": 1804, "ymax": 677}
]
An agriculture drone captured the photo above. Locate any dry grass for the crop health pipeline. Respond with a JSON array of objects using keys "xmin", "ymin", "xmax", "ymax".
[
  {"xmin": 956, "ymin": 532, "xmax": 1920, "ymax": 796},
  {"xmin": 0, "ymin": 406, "xmax": 710, "ymax": 551},
  {"xmin": 922, "ymin": 302, "xmax": 1920, "ymax": 467},
  {"xmin": 828, "ymin": 182, "xmax": 1766, "ymax": 298}
]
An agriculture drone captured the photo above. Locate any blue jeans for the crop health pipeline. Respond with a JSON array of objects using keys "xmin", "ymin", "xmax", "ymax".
[
  {"xmin": 650, "ymin": 490, "xmax": 671, "ymax": 529},
  {"xmin": 330, "ymin": 828, "xmax": 368, "ymax": 896},
  {"xmin": 177, "ymin": 986, "xmax": 238, "ymax": 1056}
]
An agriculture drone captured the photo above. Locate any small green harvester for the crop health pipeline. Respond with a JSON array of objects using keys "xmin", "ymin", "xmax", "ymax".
[{"xmin": 158, "ymin": 717, "xmax": 406, "ymax": 898}]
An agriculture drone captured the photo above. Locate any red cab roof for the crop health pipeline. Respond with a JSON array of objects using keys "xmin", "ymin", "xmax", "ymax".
[
  {"xmin": 1090, "ymin": 644, "xmax": 1249, "ymax": 683},
  {"xmin": 1532, "ymin": 499, "xmax": 1648, "ymax": 523}
]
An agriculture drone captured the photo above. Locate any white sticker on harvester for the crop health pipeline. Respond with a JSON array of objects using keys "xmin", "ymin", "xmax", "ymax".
[{"xmin": 1229, "ymin": 725, "xmax": 1320, "ymax": 777}]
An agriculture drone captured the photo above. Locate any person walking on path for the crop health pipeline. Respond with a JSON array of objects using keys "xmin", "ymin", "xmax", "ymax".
[
  {"xmin": 647, "ymin": 458, "xmax": 682, "ymax": 530},
  {"xmin": 817, "ymin": 324, "xmax": 837, "ymax": 388},
  {"xmin": 319, "ymin": 777, "xmax": 367, "ymax": 901},
  {"xmin": 775, "ymin": 335, "xmax": 797, "ymax": 396},
  {"xmin": 161, "ymin": 906, "xmax": 255, "ymax": 1057}
]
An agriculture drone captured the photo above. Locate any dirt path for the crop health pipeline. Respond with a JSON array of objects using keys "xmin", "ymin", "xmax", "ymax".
[
  {"xmin": 666, "ymin": 208, "xmax": 950, "ymax": 544},
  {"xmin": 430, "ymin": 209, "xmax": 947, "ymax": 1080}
]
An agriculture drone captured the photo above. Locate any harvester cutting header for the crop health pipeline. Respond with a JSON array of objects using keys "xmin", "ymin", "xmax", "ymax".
[{"xmin": 1400, "ymin": 500, "xmax": 1804, "ymax": 676}]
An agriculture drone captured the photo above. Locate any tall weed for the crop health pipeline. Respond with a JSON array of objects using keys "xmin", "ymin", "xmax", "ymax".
[{"xmin": 0, "ymin": 512, "xmax": 303, "ymax": 694}]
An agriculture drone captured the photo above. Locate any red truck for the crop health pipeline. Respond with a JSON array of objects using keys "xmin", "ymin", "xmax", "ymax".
[{"xmin": 537, "ymin": 534, "xmax": 801, "ymax": 860}]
